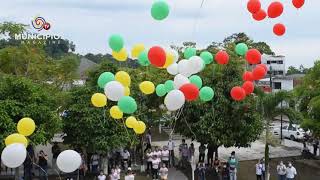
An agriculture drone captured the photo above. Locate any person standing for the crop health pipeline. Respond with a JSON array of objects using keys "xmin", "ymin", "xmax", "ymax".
[
  {"xmin": 155, "ymin": 147, "xmax": 162, "ymax": 159},
  {"xmin": 213, "ymin": 157, "xmax": 220, "ymax": 174},
  {"xmin": 260, "ymin": 158, "xmax": 266, "ymax": 180},
  {"xmin": 228, "ymin": 151, "xmax": 238, "ymax": 180},
  {"xmin": 159, "ymin": 163, "xmax": 169, "ymax": 180},
  {"xmin": 161, "ymin": 146, "xmax": 170, "ymax": 168},
  {"xmin": 199, "ymin": 143, "xmax": 206, "ymax": 163},
  {"xmin": 286, "ymin": 162, "xmax": 297, "ymax": 180},
  {"xmin": 256, "ymin": 160, "xmax": 263, "ymax": 180},
  {"xmin": 276, "ymin": 161, "xmax": 286, "ymax": 180},
  {"xmin": 221, "ymin": 162, "xmax": 229, "ymax": 180},
  {"xmin": 197, "ymin": 162, "xmax": 206, "ymax": 180},
  {"xmin": 91, "ymin": 153, "xmax": 100, "ymax": 173},
  {"xmin": 79, "ymin": 153, "xmax": 88, "ymax": 180},
  {"xmin": 207, "ymin": 144, "xmax": 214, "ymax": 166},
  {"xmin": 51, "ymin": 142, "xmax": 61, "ymax": 170},
  {"xmin": 179, "ymin": 139, "xmax": 189, "ymax": 169},
  {"xmin": 38, "ymin": 150, "xmax": 48, "ymax": 180},
  {"xmin": 146, "ymin": 149, "xmax": 153, "ymax": 175},
  {"xmin": 24, "ymin": 145, "xmax": 35, "ymax": 180},
  {"xmin": 151, "ymin": 155, "xmax": 161, "ymax": 180},
  {"xmin": 125, "ymin": 167, "xmax": 135, "ymax": 180},
  {"xmin": 121, "ymin": 149, "xmax": 131, "ymax": 170},
  {"xmin": 312, "ymin": 138, "xmax": 319, "ymax": 156},
  {"xmin": 98, "ymin": 170, "xmax": 107, "ymax": 180},
  {"xmin": 110, "ymin": 166, "xmax": 119, "ymax": 180},
  {"xmin": 188, "ymin": 143, "xmax": 195, "ymax": 162},
  {"xmin": 167, "ymin": 138, "xmax": 175, "ymax": 167},
  {"xmin": 144, "ymin": 130, "xmax": 152, "ymax": 153}
]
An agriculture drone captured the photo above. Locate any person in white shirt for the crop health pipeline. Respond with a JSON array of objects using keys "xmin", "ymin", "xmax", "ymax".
[
  {"xmin": 115, "ymin": 165, "xmax": 121, "ymax": 180},
  {"xmin": 121, "ymin": 149, "xmax": 130, "ymax": 170},
  {"xmin": 161, "ymin": 146, "xmax": 170, "ymax": 168},
  {"xmin": 125, "ymin": 167, "xmax": 135, "ymax": 180},
  {"xmin": 146, "ymin": 149, "xmax": 153, "ymax": 175},
  {"xmin": 110, "ymin": 167, "xmax": 119, "ymax": 180},
  {"xmin": 167, "ymin": 138, "xmax": 175, "ymax": 167},
  {"xmin": 155, "ymin": 147, "xmax": 162, "ymax": 159},
  {"xmin": 276, "ymin": 161, "xmax": 286, "ymax": 180},
  {"xmin": 90, "ymin": 153, "xmax": 100, "ymax": 173},
  {"xmin": 151, "ymin": 155, "xmax": 161, "ymax": 180},
  {"xmin": 286, "ymin": 162, "xmax": 297, "ymax": 180},
  {"xmin": 159, "ymin": 163, "xmax": 169, "ymax": 180},
  {"xmin": 97, "ymin": 171, "xmax": 106, "ymax": 180},
  {"xmin": 255, "ymin": 160, "xmax": 263, "ymax": 180}
]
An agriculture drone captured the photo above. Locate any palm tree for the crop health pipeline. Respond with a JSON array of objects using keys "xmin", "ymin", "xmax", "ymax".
[{"xmin": 257, "ymin": 90, "xmax": 302, "ymax": 180}]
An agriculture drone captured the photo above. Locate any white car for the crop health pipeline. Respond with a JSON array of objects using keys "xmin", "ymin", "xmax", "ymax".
[{"xmin": 273, "ymin": 124, "xmax": 309, "ymax": 141}]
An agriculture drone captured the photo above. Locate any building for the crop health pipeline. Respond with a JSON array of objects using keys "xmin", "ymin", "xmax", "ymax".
[{"xmin": 262, "ymin": 54, "xmax": 285, "ymax": 77}]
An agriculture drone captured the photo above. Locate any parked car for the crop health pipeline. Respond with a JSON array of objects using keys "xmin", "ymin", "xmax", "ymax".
[{"xmin": 273, "ymin": 124, "xmax": 310, "ymax": 141}]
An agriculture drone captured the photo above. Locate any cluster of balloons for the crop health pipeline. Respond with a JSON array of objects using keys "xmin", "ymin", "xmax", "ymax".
[
  {"xmin": 151, "ymin": 0, "xmax": 170, "ymax": 21},
  {"xmin": 109, "ymin": 34, "xmax": 128, "ymax": 61},
  {"xmin": 1, "ymin": 118, "xmax": 36, "ymax": 168},
  {"xmin": 230, "ymin": 43, "xmax": 267, "ymax": 101},
  {"xmin": 92, "ymin": 71, "xmax": 147, "ymax": 135},
  {"xmin": 247, "ymin": 0, "xmax": 305, "ymax": 36}
]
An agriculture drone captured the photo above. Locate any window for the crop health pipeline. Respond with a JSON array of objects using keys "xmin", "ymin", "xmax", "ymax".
[
  {"xmin": 279, "ymin": 70, "xmax": 284, "ymax": 75},
  {"xmin": 274, "ymin": 82, "xmax": 281, "ymax": 89},
  {"xmin": 282, "ymin": 126, "xmax": 288, "ymax": 130},
  {"xmin": 277, "ymin": 61, "xmax": 283, "ymax": 64},
  {"xmin": 271, "ymin": 61, "xmax": 277, "ymax": 63},
  {"xmin": 267, "ymin": 61, "xmax": 271, "ymax": 64}
]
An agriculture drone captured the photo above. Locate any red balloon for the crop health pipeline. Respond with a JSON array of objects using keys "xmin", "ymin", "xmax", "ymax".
[
  {"xmin": 252, "ymin": 9, "xmax": 267, "ymax": 21},
  {"xmin": 257, "ymin": 64, "xmax": 268, "ymax": 72},
  {"xmin": 243, "ymin": 71, "xmax": 254, "ymax": 81},
  {"xmin": 268, "ymin": 1, "xmax": 284, "ymax": 18},
  {"xmin": 179, "ymin": 83, "xmax": 199, "ymax": 101},
  {"xmin": 245, "ymin": 49, "xmax": 261, "ymax": 64},
  {"xmin": 230, "ymin": 86, "xmax": 246, "ymax": 101},
  {"xmin": 253, "ymin": 66, "xmax": 266, "ymax": 80},
  {"xmin": 148, "ymin": 46, "xmax": 166, "ymax": 67},
  {"xmin": 292, "ymin": 0, "xmax": 305, "ymax": 9},
  {"xmin": 247, "ymin": 0, "xmax": 261, "ymax": 14},
  {"xmin": 273, "ymin": 23, "xmax": 286, "ymax": 36},
  {"xmin": 242, "ymin": 81, "xmax": 255, "ymax": 95},
  {"xmin": 215, "ymin": 51, "xmax": 229, "ymax": 65}
]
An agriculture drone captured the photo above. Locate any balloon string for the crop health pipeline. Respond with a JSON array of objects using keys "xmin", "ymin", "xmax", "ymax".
[
  {"xmin": 191, "ymin": 0, "xmax": 207, "ymax": 40},
  {"xmin": 122, "ymin": 118, "xmax": 133, "ymax": 146}
]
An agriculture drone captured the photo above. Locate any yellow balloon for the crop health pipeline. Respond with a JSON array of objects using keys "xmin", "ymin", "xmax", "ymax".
[
  {"xmin": 125, "ymin": 116, "xmax": 138, "ymax": 128},
  {"xmin": 163, "ymin": 52, "xmax": 175, "ymax": 68},
  {"xmin": 17, "ymin": 117, "xmax": 36, "ymax": 137},
  {"xmin": 131, "ymin": 43, "xmax": 145, "ymax": 58},
  {"xmin": 115, "ymin": 71, "xmax": 131, "ymax": 87},
  {"xmin": 110, "ymin": 106, "xmax": 123, "ymax": 119},
  {"xmin": 5, "ymin": 133, "xmax": 28, "ymax": 147},
  {"xmin": 112, "ymin": 48, "xmax": 128, "ymax": 61},
  {"xmin": 124, "ymin": 86, "xmax": 130, "ymax": 96},
  {"xmin": 91, "ymin": 93, "xmax": 107, "ymax": 108},
  {"xmin": 139, "ymin": 81, "xmax": 155, "ymax": 95},
  {"xmin": 133, "ymin": 121, "xmax": 146, "ymax": 134}
]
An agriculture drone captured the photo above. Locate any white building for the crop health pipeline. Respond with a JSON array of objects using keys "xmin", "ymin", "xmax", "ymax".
[{"xmin": 262, "ymin": 54, "xmax": 285, "ymax": 77}]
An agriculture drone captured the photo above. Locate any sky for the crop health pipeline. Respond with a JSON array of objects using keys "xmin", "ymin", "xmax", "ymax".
[{"xmin": 0, "ymin": 0, "xmax": 319, "ymax": 68}]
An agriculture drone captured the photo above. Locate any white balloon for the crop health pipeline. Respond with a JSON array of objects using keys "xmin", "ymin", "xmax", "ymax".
[
  {"xmin": 167, "ymin": 63, "xmax": 178, "ymax": 75},
  {"xmin": 178, "ymin": 59, "xmax": 193, "ymax": 77},
  {"xmin": 1, "ymin": 143, "xmax": 26, "ymax": 168},
  {"xmin": 165, "ymin": 48, "xmax": 179, "ymax": 63},
  {"xmin": 56, "ymin": 150, "xmax": 81, "ymax": 173},
  {"xmin": 174, "ymin": 74, "xmax": 190, "ymax": 89},
  {"xmin": 164, "ymin": 90, "xmax": 185, "ymax": 111},
  {"xmin": 104, "ymin": 81, "xmax": 125, "ymax": 101},
  {"xmin": 189, "ymin": 56, "xmax": 204, "ymax": 74}
]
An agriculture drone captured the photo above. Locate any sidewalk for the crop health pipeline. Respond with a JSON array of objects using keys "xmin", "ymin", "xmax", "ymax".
[{"xmin": 168, "ymin": 167, "xmax": 188, "ymax": 180}]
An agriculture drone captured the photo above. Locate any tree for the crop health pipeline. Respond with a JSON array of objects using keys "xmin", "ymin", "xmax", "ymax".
[
  {"xmin": 257, "ymin": 91, "xmax": 301, "ymax": 180},
  {"xmin": 44, "ymin": 38, "xmax": 76, "ymax": 59},
  {"xmin": 62, "ymin": 61, "xmax": 136, "ymax": 152},
  {"xmin": 0, "ymin": 75, "xmax": 62, "ymax": 150},
  {"xmin": 287, "ymin": 66, "xmax": 301, "ymax": 75},
  {"xmin": 295, "ymin": 60, "xmax": 320, "ymax": 137}
]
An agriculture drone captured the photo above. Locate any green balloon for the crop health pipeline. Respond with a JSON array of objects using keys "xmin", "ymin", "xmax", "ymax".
[
  {"xmin": 156, "ymin": 84, "xmax": 167, "ymax": 97},
  {"xmin": 189, "ymin": 75, "xmax": 203, "ymax": 89},
  {"xmin": 138, "ymin": 50, "xmax": 151, "ymax": 66},
  {"xmin": 108, "ymin": 34, "xmax": 124, "ymax": 52},
  {"xmin": 151, "ymin": 0, "xmax": 170, "ymax": 21},
  {"xmin": 200, "ymin": 86, "xmax": 214, "ymax": 102},
  {"xmin": 97, "ymin": 72, "xmax": 115, "ymax": 89},
  {"xmin": 235, "ymin": 43, "xmax": 248, "ymax": 56},
  {"xmin": 118, "ymin": 96, "xmax": 137, "ymax": 114},
  {"xmin": 200, "ymin": 51, "xmax": 213, "ymax": 65},
  {"xmin": 164, "ymin": 80, "xmax": 174, "ymax": 92},
  {"xmin": 184, "ymin": 47, "xmax": 197, "ymax": 59}
]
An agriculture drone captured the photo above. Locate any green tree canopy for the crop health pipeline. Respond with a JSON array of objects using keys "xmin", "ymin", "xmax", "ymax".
[{"xmin": 0, "ymin": 75, "xmax": 62, "ymax": 150}]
